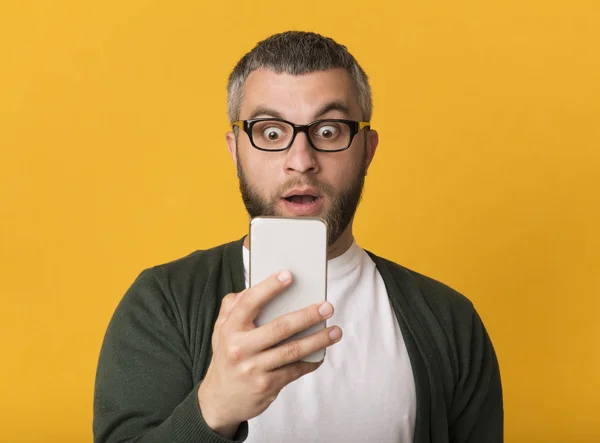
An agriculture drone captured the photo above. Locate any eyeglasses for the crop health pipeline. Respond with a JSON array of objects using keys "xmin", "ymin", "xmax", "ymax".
[{"xmin": 232, "ymin": 118, "xmax": 370, "ymax": 152}]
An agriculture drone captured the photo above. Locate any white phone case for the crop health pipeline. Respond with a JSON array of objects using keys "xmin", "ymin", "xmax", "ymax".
[{"xmin": 249, "ymin": 216, "xmax": 328, "ymax": 363}]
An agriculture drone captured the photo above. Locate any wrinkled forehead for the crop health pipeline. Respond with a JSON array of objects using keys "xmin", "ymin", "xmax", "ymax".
[{"xmin": 239, "ymin": 68, "xmax": 363, "ymax": 123}]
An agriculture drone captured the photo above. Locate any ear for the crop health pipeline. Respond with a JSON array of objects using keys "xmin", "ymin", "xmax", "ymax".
[
  {"xmin": 226, "ymin": 130, "xmax": 238, "ymax": 169},
  {"xmin": 364, "ymin": 129, "xmax": 379, "ymax": 174}
]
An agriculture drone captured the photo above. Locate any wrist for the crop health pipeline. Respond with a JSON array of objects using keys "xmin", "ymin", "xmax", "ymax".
[
  {"xmin": 207, "ymin": 421, "xmax": 240, "ymax": 440},
  {"xmin": 197, "ymin": 384, "xmax": 240, "ymax": 439}
]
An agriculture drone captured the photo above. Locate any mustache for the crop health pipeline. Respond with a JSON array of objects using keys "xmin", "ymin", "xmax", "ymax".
[{"xmin": 275, "ymin": 177, "xmax": 335, "ymax": 198}]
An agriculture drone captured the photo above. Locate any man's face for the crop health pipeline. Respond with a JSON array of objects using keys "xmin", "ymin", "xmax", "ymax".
[{"xmin": 227, "ymin": 68, "xmax": 378, "ymax": 246}]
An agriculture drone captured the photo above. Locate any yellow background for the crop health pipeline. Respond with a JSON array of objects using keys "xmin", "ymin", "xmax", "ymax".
[{"xmin": 1, "ymin": 0, "xmax": 598, "ymax": 441}]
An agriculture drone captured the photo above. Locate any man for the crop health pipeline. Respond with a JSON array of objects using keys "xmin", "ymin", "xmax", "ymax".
[{"xmin": 93, "ymin": 31, "xmax": 503, "ymax": 443}]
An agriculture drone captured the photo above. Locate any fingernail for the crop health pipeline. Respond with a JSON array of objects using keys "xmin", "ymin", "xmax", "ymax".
[
  {"xmin": 318, "ymin": 302, "xmax": 333, "ymax": 318},
  {"xmin": 329, "ymin": 327, "xmax": 342, "ymax": 341},
  {"xmin": 277, "ymin": 270, "xmax": 292, "ymax": 283}
]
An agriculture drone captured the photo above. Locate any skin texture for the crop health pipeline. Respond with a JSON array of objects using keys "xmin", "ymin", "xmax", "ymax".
[{"xmin": 197, "ymin": 68, "xmax": 379, "ymax": 438}]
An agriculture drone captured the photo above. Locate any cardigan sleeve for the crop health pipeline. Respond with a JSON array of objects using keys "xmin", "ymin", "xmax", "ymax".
[
  {"xmin": 93, "ymin": 268, "xmax": 248, "ymax": 443},
  {"xmin": 448, "ymin": 309, "xmax": 504, "ymax": 442}
]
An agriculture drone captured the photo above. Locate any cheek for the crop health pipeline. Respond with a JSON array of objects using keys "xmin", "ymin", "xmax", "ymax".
[
  {"xmin": 324, "ymin": 153, "xmax": 364, "ymax": 186},
  {"xmin": 242, "ymin": 151, "xmax": 282, "ymax": 191}
]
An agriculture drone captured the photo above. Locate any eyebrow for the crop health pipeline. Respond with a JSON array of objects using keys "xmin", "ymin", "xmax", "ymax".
[
  {"xmin": 247, "ymin": 101, "xmax": 352, "ymax": 121},
  {"xmin": 314, "ymin": 101, "xmax": 351, "ymax": 119},
  {"xmin": 248, "ymin": 107, "xmax": 286, "ymax": 120}
]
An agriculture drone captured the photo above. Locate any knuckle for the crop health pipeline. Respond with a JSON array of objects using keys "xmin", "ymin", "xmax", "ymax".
[
  {"xmin": 225, "ymin": 343, "xmax": 243, "ymax": 363},
  {"xmin": 303, "ymin": 308, "xmax": 319, "ymax": 327},
  {"xmin": 238, "ymin": 360, "xmax": 257, "ymax": 378},
  {"xmin": 271, "ymin": 320, "xmax": 289, "ymax": 340},
  {"xmin": 220, "ymin": 293, "xmax": 236, "ymax": 310},
  {"xmin": 255, "ymin": 375, "xmax": 272, "ymax": 394},
  {"xmin": 223, "ymin": 292, "xmax": 237, "ymax": 303},
  {"xmin": 282, "ymin": 342, "xmax": 302, "ymax": 362}
]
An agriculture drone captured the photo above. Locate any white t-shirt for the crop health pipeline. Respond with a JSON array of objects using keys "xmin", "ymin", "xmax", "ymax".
[{"xmin": 242, "ymin": 240, "xmax": 417, "ymax": 443}]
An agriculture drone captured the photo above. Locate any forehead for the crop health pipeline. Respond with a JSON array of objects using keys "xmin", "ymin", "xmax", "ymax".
[{"xmin": 239, "ymin": 68, "xmax": 362, "ymax": 120}]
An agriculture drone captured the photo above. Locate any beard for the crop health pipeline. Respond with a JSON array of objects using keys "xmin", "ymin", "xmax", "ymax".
[{"xmin": 236, "ymin": 149, "xmax": 367, "ymax": 246}]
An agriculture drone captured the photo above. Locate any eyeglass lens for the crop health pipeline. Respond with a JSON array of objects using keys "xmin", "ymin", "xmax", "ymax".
[{"xmin": 251, "ymin": 120, "xmax": 352, "ymax": 151}]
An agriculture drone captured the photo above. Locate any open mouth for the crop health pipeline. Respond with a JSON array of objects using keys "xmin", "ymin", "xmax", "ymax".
[{"xmin": 284, "ymin": 195, "xmax": 319, "ymax": 204}]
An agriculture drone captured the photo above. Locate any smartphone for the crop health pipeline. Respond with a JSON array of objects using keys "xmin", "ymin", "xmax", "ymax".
[{"xmin": 249, "ymin": 216, "xmax": 328, "ymax": 363}]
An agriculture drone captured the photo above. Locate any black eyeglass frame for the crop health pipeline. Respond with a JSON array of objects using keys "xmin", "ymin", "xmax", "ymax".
[{"xmin": 232, "ymin": 118, "xmax": 371, "ymax": 152}]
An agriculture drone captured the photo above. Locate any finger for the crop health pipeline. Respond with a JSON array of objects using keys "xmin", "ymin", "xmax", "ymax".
[
  {"xmin": 228, "ymin": 270, "xmax": 293, "ymax": 326},
  {"xmin": 214, "ymin": 291, "xmax": 245, "ymax": 331},
  {"xmin": 270, "ymin": 360, "xmax": 324, "ymax": 390},
  {"xmin": 227, "ymin": 289, "xmax": 247, "ymax": 313},
  {"xmin": 258, "ymin": 326, "xmax": 342, "ymax": 371},
  {"xmin": 241, "ymin": 301, "xmax": 334, "ymax": 354}
]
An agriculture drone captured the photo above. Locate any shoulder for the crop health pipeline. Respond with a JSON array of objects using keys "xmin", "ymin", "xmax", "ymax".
[
  {"xmin": 120, "ymin": 238, "xmax": 244, "ymax": 316},
  {"xmin": 369, "ymin": 251, "xmax": 475, "ymax": 320},
  {"xmin": 151, "ymin": 238, "xmax": 241, "ymax": 278}
]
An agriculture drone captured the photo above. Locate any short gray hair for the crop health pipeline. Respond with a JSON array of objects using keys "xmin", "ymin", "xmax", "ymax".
[{"xmin": 227, "ymin": 31, "xmax": 372, "ymax": 124}]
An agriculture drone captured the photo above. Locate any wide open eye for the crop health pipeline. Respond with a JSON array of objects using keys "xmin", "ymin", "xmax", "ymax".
[
  {"xmin": 251, "ymin": 120, "xmax": 293, "ymax": 150},
  {"xmin": 313, "ymin": 124, "xmax": 340, "ymax": 139},
  {"xmin": 262, "ymin": 126, "xmax": 285, "ymax": 141}
]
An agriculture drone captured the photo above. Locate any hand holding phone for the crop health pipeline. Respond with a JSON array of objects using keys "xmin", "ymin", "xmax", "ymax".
[{"xmin": 197, "ymin": 268, "xmax": 342, "ymax": 439}]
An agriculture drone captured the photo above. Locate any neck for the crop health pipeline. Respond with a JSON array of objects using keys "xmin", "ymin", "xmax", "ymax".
[
  {"xmin": 326, "ymin": 224, "xmax": 354, "ymax": 259},
  {"xmin": 242, "ymin": 221, "xmax": 355, "ymax": 261}
]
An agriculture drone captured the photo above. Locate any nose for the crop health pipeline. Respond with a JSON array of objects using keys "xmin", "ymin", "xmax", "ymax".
[{"xmin": 283, "ymin": 132, "xmax": 319, "ymax": 175}]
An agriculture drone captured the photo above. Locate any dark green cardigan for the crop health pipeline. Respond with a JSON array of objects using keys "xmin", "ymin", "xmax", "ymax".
[{"xmin": 93, "ymin": 238, "xmax": 503, "ymax": 442}]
